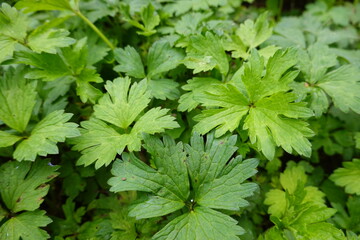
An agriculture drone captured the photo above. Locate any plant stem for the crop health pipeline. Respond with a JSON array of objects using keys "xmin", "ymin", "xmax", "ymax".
[{"xmin": 74, "ymin": 10, "xmax": 115, "ymax": 50}]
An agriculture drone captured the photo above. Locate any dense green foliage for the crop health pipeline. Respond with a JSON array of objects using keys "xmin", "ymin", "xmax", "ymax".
[{"xmin": 0, "ymin": 0, "xmax": 360, "ymax": 239}]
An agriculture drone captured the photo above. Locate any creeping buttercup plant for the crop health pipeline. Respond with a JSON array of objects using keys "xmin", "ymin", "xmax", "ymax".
[{"xmin": 0, "ymin": 0, "xmax": 359, "ymax": 239}]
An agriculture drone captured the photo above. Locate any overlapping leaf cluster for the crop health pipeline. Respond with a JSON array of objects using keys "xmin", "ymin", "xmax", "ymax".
[{"xmin": 0, "ymin": 0, "xmax": 360, "ymax": 239}]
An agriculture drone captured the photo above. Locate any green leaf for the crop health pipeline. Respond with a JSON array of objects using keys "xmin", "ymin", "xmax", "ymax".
[
  {"xmin": 298, "ymin": 43, "xmax": 360, "ymax": 115},
  {"xmin": 298, "ymin": 44, "xmax": 338, "ymax": 85},
  {"xmin": 178, "ymin": 77, "xmax": 221, "ymax": 112},
  {"xmin": 121, "ymin": 3, "xmax": 160, "ymax": 36},
  {"xmin": 131, "ymin": 107, "xmax": 180, "ymax": 138},
  {"xmin": 109, "ymin": 136, "xmax": 189, "ymax": 219},
  {"xmin": 0, "ymin": 3, "xmax": 27, "ymax": 41},
  {"xmin": 94, "ymin": 77, "xmax": 150, "ymax": 129},
  {"xmin": 15, "ymin": 0, "xmax": 73, "ymax": 12},
  {"xmin": 148, "ymin": 79, "xmax": 180, "ymax": 100},
  {"xmin": 0, "ymin": 159, "xmax": 59, "ymax": 212},
  {"xmin": 114, "ymin": 46, "xmax": 145, "ymax": 78},
  {"xmin": 80, "ymin": 0, "xmax": 118, "ymax": 22},
  {"xmin": 0, "ymin": 131, "xmax": 22, "ymax": 147},
  {"xmin": 72, "ymin": 77, "xmax": 178, "ymax": 168},
  {"xmin": 317, "ymin": 65, "xmax": 360, "ymax": 114},
  {"xmin": 15, "ymin": 38, "xmax": 103, "ymax": 103},
  {"xmin": 0, "ymin": 35, "xmax": 16, "ymax": 63},
  {"xmin": 236, "ymin": 12, "xmax": 273, "ymax": 49},
  {"xmin": 279, "ymin": 164, "xmax": 307, "ymax": 194},
  {"xmin": 109, "ymin": 133, "xmax": 258, "ymax": 239},
  {"xmin": 13, "ymin": 110, "xmax": 80, "ymax": 161},
  {"xmin": 0, "ymin": 210, "xmax": 52, "ymax": 240},
  {"xmin": 330, "ymin": 159, "xmax": 360, "ymax": 195},
  {"xmin": 14, "ymin": 51, "xmax": 71, "ymax": 81},
  {"xmin": 183, "ymin": 32, "xmax": 229, "ymax": 75},
  {"xmin": 147, "ymin": 40, "xmax": 184, "ymax": 78},
  {"xmin": 138, "ymin": 4, "xmax": 160, "ymax": 36},
  {"xmin": 27, "ymin": 24, "xmax": 75, "ymax": 54},
  {"xmin": 264, "ymin": 164, "xmax": 345, "ymax": 240},
  {"xmin": 0, "ymin": 68, "xmax": 37, "ymax": 133},
  {"xmin": 152, "ymin": 206, "xmax": 244, "ymax": 240},
  {"xmin": 113, "ymin": 41, "xmax": 184, "ymax": 96},
  {"xmin": 192, "ymin": 49, "xmax": 314, "ymax": 159}
]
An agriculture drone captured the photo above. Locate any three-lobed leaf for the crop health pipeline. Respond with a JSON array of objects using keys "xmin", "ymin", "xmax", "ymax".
[
  {"xmin": 192, "ymin": 48, "xmax": 314, "ymax": 160},
  {"xmin": 72, "ymin": 77, "xmax": 179, "ymax": 168},
  {"xmin": 109, "ymin": 133, "xmax": 259, "ymax": 240}
]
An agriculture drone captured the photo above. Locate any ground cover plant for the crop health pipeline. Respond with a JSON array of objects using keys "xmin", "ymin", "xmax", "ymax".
[{"xmin": 0, "ymin": 0, "xmax": 359, "ymax": 239}]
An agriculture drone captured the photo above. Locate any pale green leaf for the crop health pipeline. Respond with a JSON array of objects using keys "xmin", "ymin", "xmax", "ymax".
[
  {"xmin": 279, "ymin": 164, "xmax": 307, "ymax": 194},
  {"xmin": 94, "ymin": 77, "xmax": 150, "ymax": 129},
  {"xmin": 184, "ymin": 32, "xmax": 229, "ymax": 75},
  {"xmin": 13, "ymin": 110, "xmax": 80, "ymax": 161},
  {"xmin": 132, "ymin": 107, "xmax": 180, "ymax": 137},
  {"xmin": 0, "ymin": 210, "xmax": 52, "ymax": 240},
  {"xmin": 71, "ymin": 118, "xmax": 129, "ymax": 168},
  {"xmin": 28, "ymin": 27, "xmax": 75, "ymax": 54},
  {"xmin": 0, "ymin": 159, "xmax": 59, "ymax": 212},
  {"xmin": 330, "ymin": 159, "xmax": 360, "ymax": 195},
  {"xmin": 0, "ymin": 35, "xmax": 16, "ymax": 63},
  {"xmin": 73, "ymin": 78, "xmax": 178, "ymax": 168},
  {"xmin": 0, "ymin": 131, "xmax": 22, "ymax": 147},
  {"xmin": 192, "ymin": 49, "xmax": 313, "ymax": 159},
  {"xmin": 178, "ymin": 77, "xmax": 221, "ymax": 112},
  {"xmin": 194, "ymin": 107, "xmax": 248, "ymax": 138},
  {"xmin": 0, "ymin": 3, "xmax": 27, "ymax": 41},
  {"xmin": 236, "ymin": 12, "xmax": 273, "ymax": 49},
  {"xmin": 15, "ymin": 0, "xmax": 73, "ymax": 12},
  {"xmin": 138, "ymin": 3, "xmax": 160, "ymax": 36},
  {"xmin": 264, "ymin": 189, "xmax": 286, "ymax": 218}
]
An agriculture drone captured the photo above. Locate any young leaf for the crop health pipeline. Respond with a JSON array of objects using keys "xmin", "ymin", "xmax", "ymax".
[
  {"xmin": 236, "ymin": 12, "xmax": 273, "ymax": 49},
  {"xmin": 330, "ymin": 159, "xmax": 360, "ymax": 195},
  {"xmin": 192, "ymin": 49, "xmax": 314, "ymax": 160},
  {"xmin": 263, "ymin": 164, "xmax": 345, "ymax": 240},
  {"xmin": 72, "ymin": 77, "xmax": 179, "ymax": 168},
  {"xmin": 0, "ymin": 159, "xmax": 59, "ymax": 212}
]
